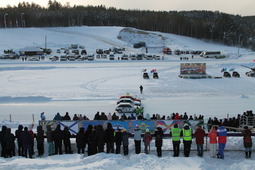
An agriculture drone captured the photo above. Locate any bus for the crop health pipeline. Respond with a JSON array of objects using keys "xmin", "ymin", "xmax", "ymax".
[{"xmin": 200, "ymin": 51, "xmax": 221, "ymax": 58}]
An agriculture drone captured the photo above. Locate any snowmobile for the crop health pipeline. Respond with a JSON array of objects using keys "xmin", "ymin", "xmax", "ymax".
[
  {"xmin": 143, "ymin": 72, "xmax": 149, "ymax": 79},
  {"xmin": 241, "ymin": 65, "xmax": 255, "ymax": 77},
  {"xmin": 153, "ymin": 72, "xmax": 159, "ymax": 79},
  {"xmin": 223, "ymin": 71, "xmax": 231, "ymax": 78},
  {"xmin": 232, "ymin": 71, "xmax": 240, "ymax": 78}
]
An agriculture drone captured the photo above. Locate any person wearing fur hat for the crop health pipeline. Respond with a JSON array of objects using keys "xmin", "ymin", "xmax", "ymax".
[
  {"xmin": 143, "ymin": 128, "xmax": 152, "ymax": 154},
  {"xmin": 181, "ymin": 123, "xmax": 192, "ymax": 157},
  {"xmin": 134, "ymin": 124, "xmax": 142, "ymax": 154},
  {"xmin": 170, "ymin": 124, "xmax": 181, "ymax": 157}
]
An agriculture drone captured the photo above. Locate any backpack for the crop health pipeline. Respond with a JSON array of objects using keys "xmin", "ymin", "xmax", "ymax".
[
  {"xmin": 145, "ymin": 135, "xmax": 151, "ymax": 143},
  {"xmin": 245, "ymin": 135, "xmax": 251, "ymax": 143}
]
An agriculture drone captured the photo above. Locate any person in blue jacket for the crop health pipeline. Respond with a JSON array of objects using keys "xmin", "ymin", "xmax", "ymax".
[{"xmin": 217, "ymin": 124, "xmax": 227, "ymax": 159}]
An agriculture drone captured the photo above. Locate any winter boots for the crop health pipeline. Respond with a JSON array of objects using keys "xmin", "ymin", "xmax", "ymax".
[{"xmin": 245, "ymin": 151, "xmax": 252, "ymax": 159}]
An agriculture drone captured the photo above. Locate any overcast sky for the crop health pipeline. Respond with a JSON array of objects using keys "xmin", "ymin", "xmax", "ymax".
[{"xmin": 1, "ymin": 0, "xmax": 254, "ymax": 16}]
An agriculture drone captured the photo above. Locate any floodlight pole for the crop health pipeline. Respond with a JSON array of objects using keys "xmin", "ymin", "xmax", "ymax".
[
  {"xmin": 238, "ymin": 34, "xmax": 242, "ymax": 57},
  {"xmin": 21, "ymin": 13, "xmax": 24, "ymax": 27},
  {"xmin": 4, "ymin": 13, "xmax": 8, "ymax": 28}
]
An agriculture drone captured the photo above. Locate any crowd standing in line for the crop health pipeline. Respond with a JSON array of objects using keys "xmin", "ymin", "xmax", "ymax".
[{"xmin": 0, "ymin": 110, "xmax": 253, "ymax": 159}]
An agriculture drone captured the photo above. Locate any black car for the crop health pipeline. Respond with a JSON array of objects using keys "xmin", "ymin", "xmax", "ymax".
[{"xmin": 133, "ymin": 42, "xmax": 146, "ymax": 48}]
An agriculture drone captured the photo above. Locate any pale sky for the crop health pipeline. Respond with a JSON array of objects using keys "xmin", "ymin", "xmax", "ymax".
[{"xmin": 1, "ymin": 0, "xmax": 254, "ymax": 16}]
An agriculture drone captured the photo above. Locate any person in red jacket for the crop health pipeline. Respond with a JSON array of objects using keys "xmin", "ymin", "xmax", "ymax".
[
  {"xmin": 208, "ymin": 126, "xmax": 218, "ymax": 158},
  {"xmin": 194, "ymin": 125, "xmax": 206, "ymax": 157}
]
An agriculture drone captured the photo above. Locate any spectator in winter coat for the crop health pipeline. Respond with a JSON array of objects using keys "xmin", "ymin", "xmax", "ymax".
[
  {"xmin": 63, "ymin": 126, "xmax": 72, "ymax": 154},
  {"xmin": 36, "ymin": 125, "xmax": 44, "ymax": 156},
  {"xmin": 4, "ymin": 128, "xmax": 15, "ymax": 158},
  {"xmin": 122, "ymin": 129, "xmax": 129, "ymax": 156},
  {"xmin": 112, "ymin": 112, "xmax": 119, "ymax": 120},
  {"xmin": 155, "ymin": 126, "xmax": 164, "ymax": 157},
  {"xmin": 145, "ymin": 113, "xmax": 151, "ymax": 120},
  {"xmin": 94, "ymin": 112, "xmax": 100, "ymax": 120},
  {"xmin": 53, "ymin": 113, "xmax": 62, "ymax": 121},
  {"xmin": 22, "ymin": 127, "xmax": 33, "ymax": 158},
  {"xmin": 95, "ymin": 124, "xmax": 105, "ymax": 152},
  {"xmin": 53, "ymin": 124, "xmax": 63, "ymax": 155},
  {"xmin": 15, "ymin": 125, "xmax": 24, "ymax": 156},
  {"xmin": 63, "ymin": 112, "xmax": 71, "ymax": 120},
  {"xmin": 217, "ymin": 125, "xmax": 227, "ymax": 159},
  {"xmin": 107, "ymin": 113, "xmax": 112, "ymax": 120},
  {"xmin": 174, "ymin": 113, "xmax": 180, "ymax": 120},
  {"xmin": 104, "ymin": 123, "xmax": 115, "ymax": 153},
  {"xmin": 143, "ymin": 128, "xmax": 152, "ymax": 154},
  {"xmin": 208, "ymin": 126, "xmax": 218, "ymax": 158},
  {"xmin": 134, "ymin": 125, "xmax": 142, "ymax": 154},
  {"xmin": 28, "ymin": 124, "xmax": 35, "ymax": 156},
  {"xmin": 73, "ymin": 114, "xmax": 79, "ymax": 120},
  {"xmin": 0, "ymin": 126, "xmax": 7, "ymax": 158},
  {"xmin": 76, "ymin": 127, "xmax": 86, "ymax": 154},
  {"xmin": 86, "ymin": 125, "xmax": 95, "ymax": 156},
  {"xmin": 242, "ymin": 126, "xmax": 252, "ymax": 158},
  {"xmin": 194, "ymin": 125, "xmax": 206, "ymax": 157},
  {"xmin": 170, "ymin": 124, "xmax": 181, "ymax": 157},
  {"xmin": 181, "ymin": 124, "xmax": 192, "ymax": 157},
  {"xmin": 46, "ymin": 125, "xmax": 54, "ymax": 156},
  {"xmin": 115, "ymin": 128, "xmax": 123, "ymax": 154},
  {"xmin": 100, "ymin": 112, "xmax": 108, "ymax": 120}
]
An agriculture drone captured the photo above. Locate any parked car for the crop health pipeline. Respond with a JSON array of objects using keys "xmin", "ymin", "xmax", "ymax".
[
  {"xmin": 121, "ymin": 54, "xmax": 129, "ymax": 60},
  {"xmin": 69, "ymin": 55, "xmax": 76, "ymax": 61},
  {"xmin": 81, "ymin": 50, "xmax": 87, "ymax": 55},
  {"xmin": 115, "ymin": 103, "xmax": 137, "ymax": 113},
  {"xmin": 154, "ymin": 55, "xmax": 161, "ymax": 60},
  {"xmin": 49, "ymin": 56, "xmax": 59, "ymax": 61},
  {"xmin": 109, "ymin": 53, "xmax": 115, "ymax": 60},
  {"xmin": 162, "ymin": 47, "xmax": 172, "ymax": 54},
  {"xmin": 133, "ymin": 42, "xmax": 146, "ymax": 48},
  {"xmin": 104, "ymin": 49, "xmax": 110, "ymax": 54},
  {"xmin": 96, "ymin": 49, "xmax": 104, "ymax": 54},
  {"xmin": 136, "ymin": 54, "xmax": 143, "ymax": 60},
  {"xmin": 145, "ymin": 54, "xmax": 153, "ymax": 60},
  {"xmin": 174, "ymin": 49, "xmax": 181, "ymax": 55},
  {"xmin": 60, "ymin": 55, "xmax": 67, "ymax": 61},
  {"xmin": 87, "ymin": 54, "xmax": 94, "ymax": 61},
  {"xmin": 56, "ymin": 49, "xmax": 61, "ymax": 53},
  {"xmin": 28, "ymin": 57, "xmax": 40, "ymax": 61},
  {"xmin": 129, "ymin": 54, "xmax": 137, "ymax": 60}
]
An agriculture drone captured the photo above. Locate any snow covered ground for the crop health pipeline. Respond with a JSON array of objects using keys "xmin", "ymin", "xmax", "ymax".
[{"xmin": 0, "ymin": 26, "xmax": 255, "ymax": 169}]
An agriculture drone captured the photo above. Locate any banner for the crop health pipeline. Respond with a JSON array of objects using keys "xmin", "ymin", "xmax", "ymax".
[
  {"xmin": 59, "ymin": 121, "xmax": 79, "ymax": 134},
  {"xmin": 180, "ymin": 63, "xmax": 206, "ymax": 75}
]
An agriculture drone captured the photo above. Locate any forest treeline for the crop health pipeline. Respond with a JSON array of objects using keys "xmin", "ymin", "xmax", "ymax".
[{"xmin": 0, "ymin": 0, "xmax": 254, "ymax": 50}]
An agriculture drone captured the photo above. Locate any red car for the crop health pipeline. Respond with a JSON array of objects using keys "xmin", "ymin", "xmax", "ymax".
[{"xmin": 162, "ymin": 47, "xmax": 172, "ymax": 55}]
